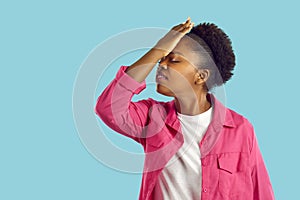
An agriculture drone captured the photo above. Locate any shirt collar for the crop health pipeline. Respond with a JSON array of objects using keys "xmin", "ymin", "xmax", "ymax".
[
  {"xmin": 165, "ymin": 93, "xmax": 235, "ymax": 129},
  {"xmin": 164, "ymin": 93, "xmax": 236, "ymax": 157}
]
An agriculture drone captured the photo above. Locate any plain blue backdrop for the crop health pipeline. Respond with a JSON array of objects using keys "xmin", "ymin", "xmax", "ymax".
[{"xmin": 1, "ymin": 0, "xmax": 299, "ymax": 199}]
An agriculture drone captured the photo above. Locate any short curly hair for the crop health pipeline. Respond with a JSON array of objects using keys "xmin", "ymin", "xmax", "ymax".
[{"xmin": 186, "ymin": 22, "xmax": 235, "ymax": 90}]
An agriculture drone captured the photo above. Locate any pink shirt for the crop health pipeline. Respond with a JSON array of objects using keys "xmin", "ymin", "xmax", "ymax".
[{"xmin": 94, "ymin": 65, "xmax": 275, "ymax": 200}]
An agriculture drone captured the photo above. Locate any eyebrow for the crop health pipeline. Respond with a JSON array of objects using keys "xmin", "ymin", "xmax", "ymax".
[{"xmin": 170, "ymin": 51, "xmax": 185, "ymax": 57}]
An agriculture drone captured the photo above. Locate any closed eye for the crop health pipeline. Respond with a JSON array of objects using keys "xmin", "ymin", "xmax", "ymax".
[{"xmin": 158, "ymin": 56, "xmax": 180, "ymax": 64}]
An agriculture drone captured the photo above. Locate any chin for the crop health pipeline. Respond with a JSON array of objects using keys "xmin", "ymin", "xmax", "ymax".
[{"xmin": 156, "ymin": 84, "xmax": 174, "ymax": 97}]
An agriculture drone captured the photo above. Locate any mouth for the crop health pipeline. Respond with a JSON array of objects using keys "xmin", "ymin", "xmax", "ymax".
[{"xmin": 156, "ymin": 72, "xmax": 168, "ymax": 81}]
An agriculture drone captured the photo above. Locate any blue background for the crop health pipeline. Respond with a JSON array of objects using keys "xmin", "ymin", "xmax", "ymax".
[{"xmin": 1, "ymin": 0, "xmax": 299, "ymax": 199}]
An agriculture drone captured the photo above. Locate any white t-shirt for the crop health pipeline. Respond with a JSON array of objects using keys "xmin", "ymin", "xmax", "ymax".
[{"xmin": 153, "ymin": 106, "xmax": 213, "ymax": 200}]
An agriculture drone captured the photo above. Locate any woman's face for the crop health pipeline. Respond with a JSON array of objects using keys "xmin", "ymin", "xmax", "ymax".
[{"xmin": 156, "ymin": 37, "xmax": 203, "ymax": 97}]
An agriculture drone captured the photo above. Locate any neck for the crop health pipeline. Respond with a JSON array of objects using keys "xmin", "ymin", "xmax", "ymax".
[{"xmin": 174, "ymin": 92, "xmax": 211, "ymax": 116}]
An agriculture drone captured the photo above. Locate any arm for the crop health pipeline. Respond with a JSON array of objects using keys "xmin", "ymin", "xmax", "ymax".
[
  {"xmin": 95, "ymin": 66, "xmax": 151, "ymax": 143},
  {"xmin": 249, "ymin": 127, "xmax": 275, "ymax": 199},
  {"xmin": 95, "ymin": 17, "xmax": 194, "ymax": 143}
]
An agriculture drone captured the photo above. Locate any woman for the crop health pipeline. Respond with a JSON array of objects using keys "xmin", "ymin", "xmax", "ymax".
[{"xmin": 95, "ymin": 17, "xmax": 275, "ymax": 200}]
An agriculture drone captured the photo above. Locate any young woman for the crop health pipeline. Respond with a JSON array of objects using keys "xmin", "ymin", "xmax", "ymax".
[{"xmin": 95, "ymin": 17, "xmax": 275, "ymax": 200}]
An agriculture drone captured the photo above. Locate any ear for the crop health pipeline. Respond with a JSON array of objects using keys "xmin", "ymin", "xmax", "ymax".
[{"xmin": 194, "ymin": 69, "xmax": 210, "ymax": 85}]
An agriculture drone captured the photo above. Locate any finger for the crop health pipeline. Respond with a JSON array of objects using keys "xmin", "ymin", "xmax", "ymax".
[
  {"xmin": 183, "ymin": 22, "xmax": 194, "ymax": 33},
  {"xmin": 186, "ymin": 18, "xmax": 192, "ymax": 25},
  {"xmin": 172, "ymin": 18, "xmax": 192, "ymax": 32},
  {"xmin": 172, "ymin": 20, "xmax": 188, "ymax": 30},
  {"xmin": 183, "ymin": 16, "xmax": 191, "ymax": 23},
  {"xmin": 173, "ymin": 23, "xmax": 188, "ymax": 32},
  {"xmin": 184, "ymin": 21, "xmax": 192, "ymax": 29},
  {"xmin": 189, "ymin": 22, "xmax": 194, "ymax": 28},
  {"xmin": 186, "ymin": 16, "xmax": 191, "ymax": 23},
  {"xmin": 180, "ymin": 19, "xmax": 192, "ymax": 29},
  {"xmin": 175, "ymin": 24, "xmax": 193, "ymax": 36},
  {"xmin": 178, "ymin": 21, "xmax": 193, "ymax": 32},
  {"xmin": 186, "ymin": 22, "xmax": 194, "ymax": 30},
  {"xmin": 173, "ymin": 23, "xmax": 184, "ymax": 30},
  {"xmin": 176, "ymin": 25, "xmax": 187, "ymax": 32}
]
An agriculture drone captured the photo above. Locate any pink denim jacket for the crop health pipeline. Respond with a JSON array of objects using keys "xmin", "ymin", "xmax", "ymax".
[{"xmin": 95, "ymin": 65, "xmax": 275, "ymax": 200}]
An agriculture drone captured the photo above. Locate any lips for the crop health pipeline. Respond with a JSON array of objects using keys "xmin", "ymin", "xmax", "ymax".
[{"xmin": 156, "ymin": 72, "xmax": 168, "ymax": 81}]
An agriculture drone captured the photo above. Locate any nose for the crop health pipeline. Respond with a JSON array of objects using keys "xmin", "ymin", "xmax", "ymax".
[
  {"xmin": 158, "ymin": 65, "xmax": 167, "ymax": 70},
  {"xmin": 158, "ymin": 62, "xmax": 168, "ymax": 70}
]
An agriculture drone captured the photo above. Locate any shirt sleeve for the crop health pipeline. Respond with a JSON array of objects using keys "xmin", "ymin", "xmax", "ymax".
[
  {"xmin": 249, "ymin": 126, "xmax": 275, "ymax": 200},
  {"xmin": 94, "ymin": 65, "xmax": 152, "ymax": 144}
]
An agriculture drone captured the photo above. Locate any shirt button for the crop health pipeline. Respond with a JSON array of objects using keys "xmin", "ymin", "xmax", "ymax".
[{"xmin": 203, "ymin": 188, "xmax": 208, "ymax": 193}]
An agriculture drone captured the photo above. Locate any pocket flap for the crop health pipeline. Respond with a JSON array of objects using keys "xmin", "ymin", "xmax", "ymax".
[{"xmin": 217, "ymin": 153, "xmax": 248, "ymax": 173}]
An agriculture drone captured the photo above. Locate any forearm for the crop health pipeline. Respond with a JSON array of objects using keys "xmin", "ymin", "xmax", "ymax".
[
  {"xmin": 125, "ymin": 48, "xmax": 165, "ymax": 83},
  {"xmin": 125, "ymin": 17, "xmax": 193, "ymax": 83}
]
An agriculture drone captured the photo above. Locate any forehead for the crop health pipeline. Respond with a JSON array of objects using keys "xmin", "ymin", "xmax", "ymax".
[{"xmin": 171, "ymin": 37, "xmax": 202, "ymax": 64}]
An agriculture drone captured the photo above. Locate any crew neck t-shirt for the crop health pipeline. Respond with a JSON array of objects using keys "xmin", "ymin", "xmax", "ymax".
[{"xmin": 153, "ymin": 106, "xmax": 213, "ymax": 200}]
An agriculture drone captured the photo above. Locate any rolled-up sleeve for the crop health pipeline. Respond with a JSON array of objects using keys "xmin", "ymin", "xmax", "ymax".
[{"xmin": 94, "ymin": 65, "xmax": 151, "ymax": 144}]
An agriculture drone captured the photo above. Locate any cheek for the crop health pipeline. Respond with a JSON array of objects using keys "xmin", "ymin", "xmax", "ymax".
[{"xmin": 171, "ymin": 70, "xmax": 195, "ymax": 86}]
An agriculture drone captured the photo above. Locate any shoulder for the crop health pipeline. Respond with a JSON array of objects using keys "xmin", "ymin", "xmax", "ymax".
[
  {"xmin": 226, "ymin": 107, "xmax": 254, "ymax": 130},
  {"xmin": 225, "ymin": 107, "xmax": 255, "ymax": 143},
  {"xmin": 222, "ymin": 107, "xmax": 256, "ymax": 152}
]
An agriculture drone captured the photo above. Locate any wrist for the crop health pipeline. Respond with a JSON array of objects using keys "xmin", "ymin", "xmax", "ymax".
[{"xmin": 151, "ymin": 46, "xmax": 169, "ymax": 58}]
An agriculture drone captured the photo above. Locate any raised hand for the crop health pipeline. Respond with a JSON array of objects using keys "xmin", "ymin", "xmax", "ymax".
[
  {"xmin": 155, "ymin": 17, "xmax": 194, "ymax": 56},
  {"xmin": 126, "ymin": 17, "xmax": 194, "ymax": 83}
]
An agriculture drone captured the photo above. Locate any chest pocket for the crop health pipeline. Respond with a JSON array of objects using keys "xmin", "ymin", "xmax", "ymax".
[{"xmin": 217, "ymin": 152, "xmax": 249, "ymax": 197}]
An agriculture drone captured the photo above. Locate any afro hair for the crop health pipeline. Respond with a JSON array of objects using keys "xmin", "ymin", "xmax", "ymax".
[{"xmin": 187, "ymin": 22, "xmax": 236, "ymax": 89}]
